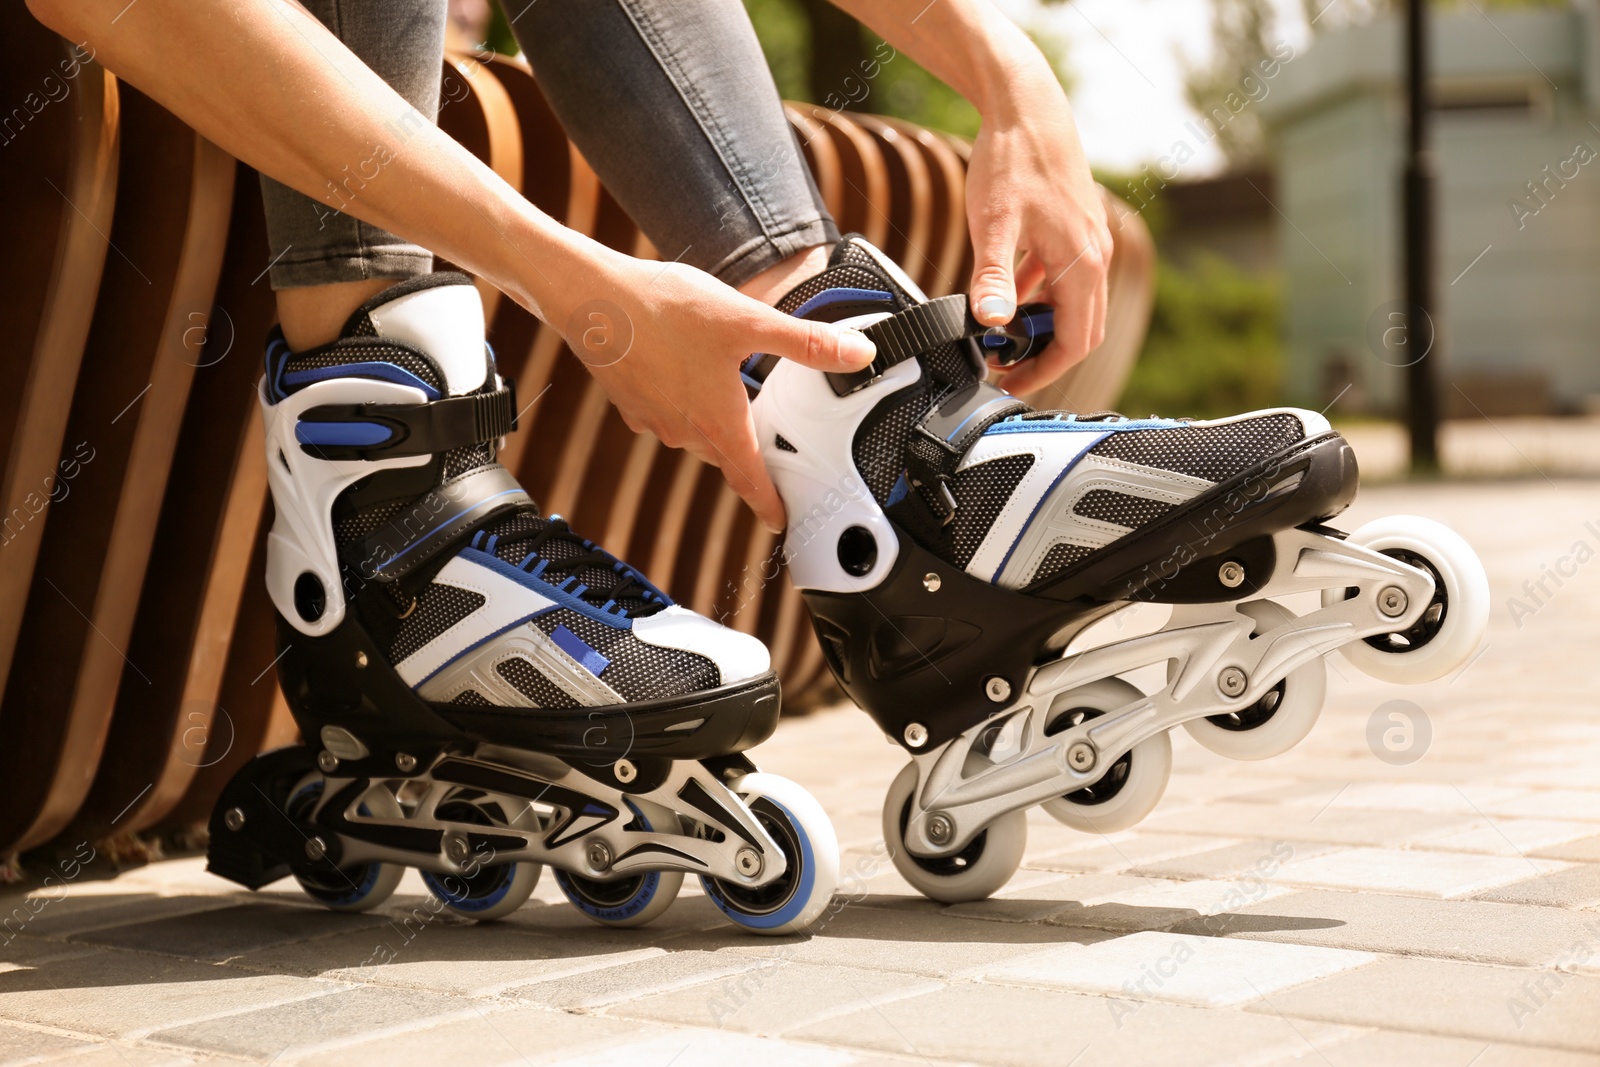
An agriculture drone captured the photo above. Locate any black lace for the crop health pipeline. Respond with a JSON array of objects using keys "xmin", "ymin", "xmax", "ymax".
[{"xmin": 470, "ymin": 515, "xmax": 667, "ymax": 618}]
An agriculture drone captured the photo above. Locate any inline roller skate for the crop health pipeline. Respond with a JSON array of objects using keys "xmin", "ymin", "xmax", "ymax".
[
  {"xmin": 207, "ymin": 273, "xmax": 838, "ymax": 934},
  {"xmin": 749, "ymin": 236, "xmax": 1488, "ymax": 903}
]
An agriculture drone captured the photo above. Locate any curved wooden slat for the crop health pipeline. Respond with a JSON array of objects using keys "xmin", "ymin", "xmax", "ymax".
[
  {"xmin": 0, "ymin": 86, "xmax": 235, "ymax": 856},
  {"xmin": 851, "ymin": 114, "xmax": 934, "ymax": 291},
  {"xmin": 0, "ymin": 33, "xmax": 119, "ymax": 714},
  {"xmin": 882, "ymin": 117, "xmax": 966, "ymax": 298},
  {"xmin": 783, "ymin": 104, "xmax": 843, "ymax": 221},
  {"xmin": 809, "ymin": 111, "xmax": 889, "ymax": 248}
]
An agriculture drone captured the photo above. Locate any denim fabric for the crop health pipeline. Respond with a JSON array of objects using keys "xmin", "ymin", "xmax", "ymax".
[{"xmin": 261, "ymin": 0, "xmax": 836, "ymax": 290}]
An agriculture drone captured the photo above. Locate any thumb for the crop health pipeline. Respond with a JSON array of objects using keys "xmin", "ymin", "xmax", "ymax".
[
  {"xmin": 970, "ymin": 216, "xmax": 1020, "ymax": 327},
  {"xmin": 753, "ymin": 307, "xmax": 877, "ymax": 372}
]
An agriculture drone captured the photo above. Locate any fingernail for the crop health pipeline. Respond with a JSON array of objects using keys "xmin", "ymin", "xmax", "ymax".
[
  {"xmin": 764, "ymin": 519, "xmax": 784, "ymax": 535},
  {"xmin": 976, "ymin": 296, "xmax": 1015, "ymax": 323},
  {"xmin": 839, "ymin": 329, "xmax": 877, "ymax": 368}
]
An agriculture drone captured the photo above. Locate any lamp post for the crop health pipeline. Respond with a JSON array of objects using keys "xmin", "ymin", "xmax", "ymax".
[{"xmin": 1403, "ymin": 0, "xmax": 1441, "ymax": 469}]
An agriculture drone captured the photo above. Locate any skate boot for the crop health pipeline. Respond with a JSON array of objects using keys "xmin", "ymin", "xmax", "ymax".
[
  {"xmin": 750, "ymin": 236, "xmax": 1488, "ymax": 903},
  {"xmin": 207, "ymin": 273, "xmax": 838, "ymax": 933}
]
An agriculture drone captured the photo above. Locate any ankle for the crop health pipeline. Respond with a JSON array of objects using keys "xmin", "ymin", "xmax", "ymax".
[
  {"xmin": 275, "ymin": 277, "xmax": 399, "ymax": 351},
  {"xmin": 739, "ymin": 243, "xmax": 832, "ymax": 306}
]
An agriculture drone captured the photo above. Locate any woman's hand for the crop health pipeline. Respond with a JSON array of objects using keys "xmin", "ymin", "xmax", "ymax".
[
  {"xmin": 556, "ymin": 250, "xmax": 876, "ymax": 534},
  {"xmin": 965, "ymin": 63, "xmax": 1114, "ymax": 397}
]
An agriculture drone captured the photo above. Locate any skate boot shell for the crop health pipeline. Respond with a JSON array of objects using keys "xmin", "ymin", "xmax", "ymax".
[
  {"xmin": 751, "ymin": 236, "xmax": 1489, "ymax": 903},
  {"xmin": 208, "ymin": 273, "xmax": 838, "ymax": 933}
]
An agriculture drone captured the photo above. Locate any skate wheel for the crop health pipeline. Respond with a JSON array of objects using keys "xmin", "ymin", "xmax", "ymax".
[
  {"xmin": 420, "ymin": 792, "xmax": 541, "ymax": 921},
  {"xmin": 556, "ymin": 805, "xmax": 682, "ymax": 928},
  {"xmin": 1041, "ymin": 678, "xmax": 1173, "ymax": 832},
  {"xmin": 1183, "ymin": 601, "xmax": 1327, "ymax": 761},
  {"xmin": 702, "ymin": 772, "xmax": 840, "ymax": 935},
  {"xmin": 882, "ymin": 762, "xmax": 1025, "ymax": 904},
  {"xmin": 286, "ymin": 775, "xmax": 404, "ymax": 913},
  {"xmin": 1321, "ymin": 515, "xmax": 1489, "ymax": 684}
]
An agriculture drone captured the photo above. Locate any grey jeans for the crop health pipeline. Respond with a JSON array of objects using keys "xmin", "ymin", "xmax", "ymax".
[{"xmin": 260, "ymin": 0, "xmax": 837, "ymax": 290}]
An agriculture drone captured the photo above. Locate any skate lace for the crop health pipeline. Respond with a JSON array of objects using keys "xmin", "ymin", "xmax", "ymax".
[{"xmin": 471, "ymin": 517, "xmax": 668, "ymax": 618}]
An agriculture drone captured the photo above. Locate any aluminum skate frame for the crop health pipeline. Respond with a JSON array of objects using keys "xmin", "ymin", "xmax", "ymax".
[{"xmin": 899, "ymin": 527, "xmax": 1437, "ymax": 855}]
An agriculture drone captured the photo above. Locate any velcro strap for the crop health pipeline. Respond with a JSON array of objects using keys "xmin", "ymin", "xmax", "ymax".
[
  {"xmin": 902, "ymin": 383, "xmax": 1027, "ymax": 527},
  {"xmin": 347, "ymin": 464, "xmax": 532, "ymax": 584},
  {"xmin": 297, "ymin": 380, "xmax": 519, "ymax": 461},
  {"xmin": 824, "ymin": 298, "xmax": 1056, "ymax": 395}
]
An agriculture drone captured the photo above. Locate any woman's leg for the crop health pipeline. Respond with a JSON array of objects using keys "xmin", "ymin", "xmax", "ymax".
[
  {"xmin": 507, "ymin": 0, "xmax": 837, "ymax": 295},
  {"xmin": 259, "ymin": 0, "xmax": 448, "ymax": 348}
]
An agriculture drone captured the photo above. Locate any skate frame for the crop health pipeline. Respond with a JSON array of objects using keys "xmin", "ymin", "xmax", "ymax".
[
  {"xmin": 900, "ymin": 527, "xmax": 1438, "ymax": 855},
  {"xmin": 303, "ymin": 745, "xmax": 791, "ymax": 887}
]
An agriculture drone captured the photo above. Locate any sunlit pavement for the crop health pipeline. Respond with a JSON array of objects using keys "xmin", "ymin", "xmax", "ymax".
[{"xmin": 3, "ymin": 477, "xmax": 1599, "ymax": 1067}]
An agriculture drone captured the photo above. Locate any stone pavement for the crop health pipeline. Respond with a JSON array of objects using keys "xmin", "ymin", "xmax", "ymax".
[{"xmin": 3, "ymin": 477, "xmax": 1600, "ymax": 1067}]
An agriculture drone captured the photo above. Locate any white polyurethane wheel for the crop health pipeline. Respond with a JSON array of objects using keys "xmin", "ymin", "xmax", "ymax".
[
  {"xmin": 287, "ymin": 773, "xmax": 405, "ymax": 913},
  {"xmin": 1321, "ymin": 515, "xmax": 1489, "ymax": 684},
  {"xmin": 1182, "ymin": 600, "xmax": 1328, "ymax": 760},
  {"xmin": 1042, "ymin": 677, "xmax": 1172, "ymax": 831},
  {"xmin": 882, "ymin": 761, "xmax": 1026, "ymax": 904},
  {"xmin": 702, "ymin": 772, "xmax": 840, "ymax": 935}
]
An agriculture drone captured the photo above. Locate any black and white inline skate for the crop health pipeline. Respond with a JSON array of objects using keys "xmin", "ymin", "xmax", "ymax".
[
  {"xmin": 207, "ymin": 273, "xmax": 838, "ymax": 934},
  {"xmin": 749, "ymin": 236, "xmax": 1489, "ymax": 903}
]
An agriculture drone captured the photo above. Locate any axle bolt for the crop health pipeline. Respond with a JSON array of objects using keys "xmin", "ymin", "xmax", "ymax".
[
  {"xmin": 354, "ymin": 651, "xmax": 368, "ymax": 669},
  {"xmin": 443, "ymin": 831, "xmax": 472, "ymax": 867},
  {"xmin": 1218, "ymin": 666, "xmax": 1248, "ymax": 698},
  {"xmin": 922, "ymin": 572, "xmax": 942, "ymax": 592},
  {"xmin": 223, "ymin": 807, "xmax": 246, "ymax": 832},
  {"xmin": 1378, "ymin": 586, "xmax": 1409, "ymax": 617},
  {"xmin": 316, "ymin": 750, "xmax": 339, "ymax": 773},
  {"xmin": 614, "ymin": 759, "xmax": 638, "ymax": 784},
  {"xmin": 926, "ymin": 812, "xmax": 954, "ymax": 845},
  {"xmin": 394, "ymin": 752, "xmax": 417, "ymax": 773},
  {"xmin": 586, "ymin": 840, "xmax": 613, "ymax": 872},
  {"xmin": 304, "ymin": 837, "xmax": 327, "ymax": 861},
  {"xmin": 1218, "ymin": 561, "xmax": 1246, "ymax": 589},
  {"xmin": 734, "ymin": 848, "xmax": 763, "ymax": 877},
  {"xmin": 985, "ymin": 676, "xmax": 1012, "ymax": 703},
  {"xmin": 903, "ymin": 722, "xmax": 929, "ymax": 749},
  {"xmin": 1066, "ymin": 741, "xmax": 1096, "ymax": 773}
]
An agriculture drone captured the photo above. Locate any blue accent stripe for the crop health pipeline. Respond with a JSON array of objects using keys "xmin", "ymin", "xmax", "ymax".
[
  {"xmin": 295, "ymin": 420, "xmax": 393, "ymax": 447},
  {"xmin": 984, "ymin": 417, "xmax": 1182, "ymax": 435},
  {"xmin": 991, "ymin": 433, "xmax": 1110, "ymax": 582},
  {"xmin": 551, "ymin": 625, "xmax": 610, "ymax": 676},
  {"xmin": 281, "ymin": 361, "xmax": 443, "ymax": 400},
  {"xmin": 459, "ymin": 548, "xmax": 635, "ymax": 629},
  {"xmin": 377, "ymin": 490, "xmax": 526, "ymax": 571},
  {"xmin": 791, "ymin": 287, "xmax": 894, "ymax": 318}
]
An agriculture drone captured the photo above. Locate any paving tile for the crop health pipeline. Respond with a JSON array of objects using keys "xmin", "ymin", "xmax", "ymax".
[
  {"xmin": 1475, "ymin": 864, "xmax": 1600, "ymax": 909},
  {"xmin": 1491, "ymin": 791, "xmax": 1600, "ymax": 822},
  {"xmin": 149, "ymin": 985, "xmax": 475, "ymax": 1059},
  {"xmin": 1026, "ymin": 833, "xmax": 1236, "ymax": 874},
  {"xmin": 1139, "ymin": 802, "xmax": 1477, "ymax": 848},
  {"xmin": 0, "ymin": 892, "xmax": 238, "ymax": 941},
  {"xmin": 708, "ymin": 900, "xmax": 1112, "ymax": 977},
  {"xmin": 1245, "ymin": 782, "xmax": 1530, "ymax": 815},
  {"xmin": 0, "ymin": 947, "xmax": 325, "ymax": 1038},
  {"xmin": 1258, "ymin": 1030, "xmax": 1600, "ymax": 1066},
  {"xmin": 232, "ymin": 919, "xmax": 663, "ymax": 995},
  {"xmin": 944, "ymin": 874, "xmax": 1160, "ymax": 924},
  {"xmin": 10, "ymin": 1045, "xmax": 206, "ymax": 1067},
  {"xmin": 554, "ymin": 1029, "xmax": 862, "ymax": 1067},
  {"xmin": 1046, "ymin": 878, "xmax": 1299, "ymax": 933},
  {"xmin": 1417, "ymin": 819, "xmax": 1599, "ymax": 857},
  {"xmin": 1256, "ymin": 956, "xmax": 1600, "ymax": 1052},
  {"xmin": 0, "ymin": 932, "xmax": 98, "ymax": 969},
  {"xmin": 981, "ymin": 930, "xmax": 1377, "ymax": 1006},
  {"xmin": 1176, "ymin": 889, "xmax": 1600, "ymax": 967},
  {"xmin": 505, "ymin": 949, "xmax": 771, "ymax": 1010},
  {"xmin": 1130, "ymin": 839, "xmax": 1338, "ymax": 881},
  {"xmin": 790, "ymin": 981, "xmax": 1358, "ymax": 1067},
  {"xmin": 613, "ymin": 960, "xmax": 940, "ymax": 1036},
  {"xmin": 1268, "ymin": 847, "xmax": 1568, "ymax": 898},
  {"xmin": 286, "ymin": 1005, "xmax": 660, "ymax": 1067},
  {"xmin": 74, "ymin": 901, "xmax": 390, "ymax": 961},
  {"xmin": 1531, "ymin": 835, "xmax": 1600, "ymax": 863},
  {"xmin": 0, "ymin": 1021, "xmax": 99, "ymax": 1065}
]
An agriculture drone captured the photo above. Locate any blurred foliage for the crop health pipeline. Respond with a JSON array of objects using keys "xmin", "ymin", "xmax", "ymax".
[
  {"xmin": 483, "ymin": 0, "xmax": 517, "ymax": 56},
  {"xmin": 1118, "ymin": 254, "xmax": 1285, "ymax": 418},
  {"xmin": 1302, "ymin": 0, "xmax": 1569, "ymax": 32},
  {"xmin": 1185, "ymin": 0, "xmax": 1278, "ymax": 165}
]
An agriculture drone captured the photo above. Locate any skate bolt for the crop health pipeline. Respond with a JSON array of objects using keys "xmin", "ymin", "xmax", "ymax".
[
  {"xmin": 926, "ymin": 813, "xmax": 954, "ymax": 845},
  {"xmin": 1218, "ymin": 561, "xmax": 1246, "ymax": 588},
  {"xmin": 304, "ymin": 837, "xmax": 327, "ymax": 861},
  {"xmin": 985, "ymin": 677, "xmax": 1012, "ymax": 703},
  {"xmin": 394, "ymin": 752, "xmax": 417, "ymax": 773},
  {"xmin": 1066, "ymin": 741, "xmax": 1096, "ymax": 772},
  {"xmin": 316, "ymin": 750, "xmax": 339, "ymax": 773},
  {"xmin": 613, "ymin": 759, "xmax": 638, "ymax": 784},
  {"xmin": 1379, "ymin": 586, "xmax": 1409, "ymax": 617},
  {"xmin": 443, "ymin": 831, "xmax": 472, "ymax": 867},
  {"xmin": 586, "ymin": 840, "xmax": 613, "ymax": 872},
  {"xmin": 903, "ymin": 723, "xmax": 929, "ymax": 748},
  {"xmin": 735, "ymin": 848, "xmax": 763, "ymax": 877},
  {"xmin": 223, "ymin": 807, "xmax": 246, "ymax": 832},
  {"xmin": 355, "ymin": 651, "xmax": 368, "ymax": 668},
  {"xmin": 922, "ymin": 572, "xmax": 941, "ymax": 592},
  {"xmin": 1218, "ymin": 666, "xmax": 1249, "ymax": 698}
]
